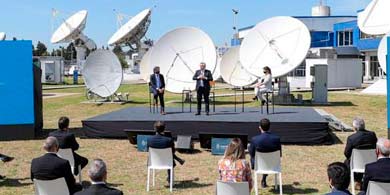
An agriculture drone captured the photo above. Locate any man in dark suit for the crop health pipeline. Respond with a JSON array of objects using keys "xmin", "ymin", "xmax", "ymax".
[
  {"xmin": 344, "ymin": 117, "xmax": 377, "ymax": 190},
  {"xmin": 249, "ymin": 118, "xmax": 282, "ymax": 188},
  {"xmin": 31, "ymin": 137, "xmax": 82, "ymax": 194},
  {"xmin": 49, "ymin": 116, "xmax": 88, "ymax": 175},
  {"xmin": 149, "ymin": 66, "xmax": 166, "ymax": 115},
  {"xmin": 360, "ymin": 138, "xmax": 390, "ymax": 195},
  {"xmin": 147, "ymin": 121, "xmax": 185, "ymax": 182},
  {"xmin": 325, "ymin": 162, "xmax": 352, "ymax": 195},
  {"xmin": 75, "ymin": 159, "xmax": 123, "ymax": 195},
  {"xmin": 193, "ymin": 62, "xmax": 213, "ymax": 115}
]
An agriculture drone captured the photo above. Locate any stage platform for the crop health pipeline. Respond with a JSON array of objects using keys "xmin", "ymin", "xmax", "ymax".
[{"xmin": 82, "ymin": 107, "xmax": 332, "ymax": 145}]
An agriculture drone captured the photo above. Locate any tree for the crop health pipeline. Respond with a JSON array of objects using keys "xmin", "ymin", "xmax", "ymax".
[
  {"xmin": 64, "ymin": 42, "xmax": 77, "ymax": 61},
  {"xmin": 35, "ymin": 41, "xmax": 48, "ymax": 56},
  {"xmin": 113, "ymin": 45, "xmax": 123, "ymax": 55}
]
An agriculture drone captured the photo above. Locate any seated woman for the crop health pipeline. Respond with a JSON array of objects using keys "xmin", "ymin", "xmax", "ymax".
[{"xmin": 218, "ymin": 138, "xmax": 253, "ymax": 191}]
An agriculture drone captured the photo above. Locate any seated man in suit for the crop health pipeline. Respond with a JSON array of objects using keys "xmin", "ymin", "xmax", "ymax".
[
  {"xmin": 75, "ymin": 159, "xmax": 123, "ymax": 195},
  {"xmin": 360, "ymin": 138, "xmax": 390, "ymax": 194},
  {"xmin": 49, "ymin": 116, "xmax": 88, "ymax": 175},
  {"xmin": 149, "ymin": 66, "xmax": 166, "ymax": 115},
  {"xmin": 344, "ymin": 117, "xmax": 377, "ymax": 190},
  {"xmin": 31, "ymin": 137, "xmax": 82, "ymax": 194},
  {"xmin": 147, "ymin": 121, "xmax": 185, "ymax": 183},
  {"xmin": 326, "ymin": 162, "xmax": 352, "ymax": 195},
  {"xmin": 249, "ymin": 118, "xmax": 281, "ymax": 188}
]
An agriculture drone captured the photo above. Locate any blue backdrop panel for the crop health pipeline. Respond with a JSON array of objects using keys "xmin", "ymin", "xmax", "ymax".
[
  {"xmin": 211, "ymin": 138, "xmax": 232, "ymax": 155},
  {"xmin": 0, "ymin": 41, "xmax": 34, "ymax": 125}
]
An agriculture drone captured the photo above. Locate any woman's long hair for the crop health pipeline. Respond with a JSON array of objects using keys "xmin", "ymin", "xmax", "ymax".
[
  {"xmin": 263, "ymin": 66, "xmax": 271, "ymax": 75},
  {"xmin": 223, "ymin": 138, "xmax": 245, "ymax": 161}
]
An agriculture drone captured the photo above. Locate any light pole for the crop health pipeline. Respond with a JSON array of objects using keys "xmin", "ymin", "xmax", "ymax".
[{"xmin": 232, "ymin": 9, "xmax": 239, "ymax": 37}]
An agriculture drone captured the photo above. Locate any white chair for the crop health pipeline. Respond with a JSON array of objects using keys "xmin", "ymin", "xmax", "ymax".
[
  {"xmin": 146, "ymin": 147, "xmax": 174, "ymax": 192},
  {"xmin": 33, "ymin": 177, "xmax": 69, "ymax": 195},
  {"xmin": 254, "ymin": 150, "xmax": 282, "ymax": 195},
  {"xmin": 216, "ymin": 181, "xmax": 250, "ymax": 195},
  {"xmin": 350, "ymin": 149, "xmax": 376, "ymax": 195},
  {"xmin": 57, "ymin": 149, "xmax": 82, "ymax": 182},
  {"xmin": 366, "ymin": 181, "xmax": 390, "ymax": 195}
]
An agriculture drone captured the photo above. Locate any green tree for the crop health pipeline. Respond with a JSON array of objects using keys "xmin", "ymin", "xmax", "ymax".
[{"xmin": 35, "ymin": 41, "xmax": 48, "ymax": 56}]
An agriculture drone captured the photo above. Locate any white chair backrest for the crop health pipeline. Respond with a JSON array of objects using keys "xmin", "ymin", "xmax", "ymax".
[
  {"xmin": 350, "ymin": 149, "xmax": 376, "ymax": 171},
  {"xmin": 34, "ymin": 178, "xmax": 69, "ymax": 195},
  {"xmin": 216, "ymin": 181, "xmax": 250, "ymax": 195},
  {"xmin": 57, "ymin": 149, "xmax": 75, "ymax": 168},
  {"xmin": 148, "ymin": 148, "xmax": 173, "ymax": 168},
  {"xmin": 367, "ymin": 181, "xmax": 390, "ymax": 195},
  {"xmin": 255, "ymin": 150, "xmax": 281, "ymax": 172}
]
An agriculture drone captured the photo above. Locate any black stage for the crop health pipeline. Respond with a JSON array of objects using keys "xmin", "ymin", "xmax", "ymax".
[{"xmin": 82, "ymin": 107, "xmax": 332, "ymax": 145}]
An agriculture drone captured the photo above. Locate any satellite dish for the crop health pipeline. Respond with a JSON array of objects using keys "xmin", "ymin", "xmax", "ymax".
[
  {"xmin": 108, "ymin": 8, "xmax": 152, "ymax": 47},
  {"xmin": 239, "ymin": 16, "xmax": 311, "ymax": 78},
  {"xmin": 83, "ymin": 49, "xmax": 123, "ymax": 97},
  {"xmin": 0, "ymin": 32, "xmax": 6, "ymax": 41},
  {"xmin": 150, "ymin": 27, "xmax": 217, "ymax": 93},
  {"xmin": 220, "ymin": 47, "xmax": 257, "ymax": 87},
  {"xmin": 358, "ymin": 0, "xmax": 390, "ymax": 35},
  {"xmin": 212, "ymin": 57, "xmax": 222, "ymax": 80},
  {"xmin": 140, "ymin": 49, "xmax": 152, "ymax": 82},
  {"xmin": 378, "ymin": 34, "xmax": 389, "ymax": 73}
]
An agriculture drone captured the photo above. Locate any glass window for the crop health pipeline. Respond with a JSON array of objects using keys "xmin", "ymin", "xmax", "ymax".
[{"xmin": 337, "ymin": 30, "xmax": 353, "ymax": 47}]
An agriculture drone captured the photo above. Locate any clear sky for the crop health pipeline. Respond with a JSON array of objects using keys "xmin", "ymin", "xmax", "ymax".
[{"xmin": 0, "ymin": 0, "xmax": 371, "ymax": 50}]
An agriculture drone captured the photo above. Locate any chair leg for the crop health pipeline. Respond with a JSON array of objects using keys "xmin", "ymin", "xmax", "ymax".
[
  {"xmin": 279, "ymin": 173, "xmax": 283, "ymax": 195},
  {"xmin": 152, "ymin": 169, "xmax": 155, "ymax": 187},
  {"xmin": 170, "ymin": 168, "xmax": 173, "ymax": 192},
  {"xmin": 351, "ymin": 171, "xmax": 355, "ymax": 195},
  {"xmin": 254, "ymin": 172, "xmax": 258, "ymax": 195},
  {"xmin": 266, "ymin": 93, "xmax": 269, "ymax": 115},
  {"xmin": 274, "ymin": 174, "xmax": 277, "ymax": 190},
  {"xmin": 78, "ymin": 165, "xmax": 82, "ymax": 183},
  {"xmin": 272, "ymin": 93, "xmax": 275, "ymax": 114},
  {"xmin": 147, "ymin": 168, "xmax": 150, "ymax": 191}
]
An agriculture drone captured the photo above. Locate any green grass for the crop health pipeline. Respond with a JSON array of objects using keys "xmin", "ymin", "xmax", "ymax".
[{"xmin": 0, "ymin": 84, "xmax": 387, "ymax": 194}]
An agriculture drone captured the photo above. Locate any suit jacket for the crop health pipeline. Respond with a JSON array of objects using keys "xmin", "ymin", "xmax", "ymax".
[
  {"xmin": 362, "ymin": 158, "xmax": 390, "ymax": 192},
  {"xmin": 31, "ymin": 153, "xmax": 78, "ymax": 194},
  {"xmin": 344, "ymin": 130, "xmax": 377, "ymax": 160},
  {"xmin": 49, "ymin": 130, "xmax": 79, "ymax": 151},
  {"xmin": 192, "ymin": 69, "xmax": 213, "ymax": 90},
  {"xmin": 249, "ymin": 131, "xmax": 282, "ymax": 169},
  {"xmin": 149, "ymin": 73, "xmax": 165, "ymax": 95},
  {"xmin": 325, "ymin": 189, "xmax": 352, "ymax": 195},
  {"xmin": 74, "ymin": 184, "xmax": 123, "ymax": 195},
  {"xmin": 147, "ymin": 134, "xmax": 174, "ymax": 151}
]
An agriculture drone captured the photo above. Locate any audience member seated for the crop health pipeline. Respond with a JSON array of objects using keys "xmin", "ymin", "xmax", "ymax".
[
  {"xmin": 326, "ymin": 162, "xmax": 352, "ymax": 195},
  {"xmin": 147, "ymin": 121, "xmax": 185, "ymax": 183},
  {"xmin": 0, "ymin": 153, "xmax": 14, "ymax": 179},
  {"xmin": 49, "ymin": 116, "xmax": 88, "ymax": 175},
  {"xmin": 249, "ymin": 118, "xmax": 281, "ymax": 188},
  {"xmin": 31, "ymin": 137, "xmax": 82, "ymax": 194},
  {"xmin": 75, "ymin": 159, "xmax": 123, "ymax": 195},
  {"xmin": 344, "ymin": 117, "xmax": 377, "ymax": 190},
  {"xmin": 218, "ymin": 138, "xmax": 253, "ymax": 191},
  {"xmin": 360, "ymin": 138, "xmax": 390, "ymax": 195}
]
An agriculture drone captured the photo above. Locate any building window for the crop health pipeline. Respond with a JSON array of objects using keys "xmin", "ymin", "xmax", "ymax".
[
  {"xmin": 370, "ymin": 56, "xmax": 383, "ymax": 78},
  {"xmin": 360, "ymin": 32, "xmax": 383, "ymax": 40},
  {"xmin": 288, "ymin": 63, "xmax": 306, "ymax": 77},
  {"xmin": 337, "ymin": 30, "xmax": 353, "ymax": 47}
]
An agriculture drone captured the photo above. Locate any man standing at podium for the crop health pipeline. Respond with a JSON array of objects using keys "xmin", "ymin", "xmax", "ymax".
[
  {"xmin": 150, "ymin": 66, "xmax": 166, "ymax": 115},
  {"xmin": 193, "ymin": 62, "xmax": 213, "ymax": 116}
]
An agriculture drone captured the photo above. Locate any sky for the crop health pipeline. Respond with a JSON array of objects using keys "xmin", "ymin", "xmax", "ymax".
[{"xmin": 0, "ymin": 0, "xmax": 371, "ymax": 50}]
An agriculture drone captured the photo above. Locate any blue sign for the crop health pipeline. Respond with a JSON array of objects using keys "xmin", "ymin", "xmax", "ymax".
[
  {"xmin": 137, "ymin": 135, "xmax": 151, "ymax": 152},
  {"xmin": 211, "ymin": 138, "xmax": 232, "ymax": 155}
]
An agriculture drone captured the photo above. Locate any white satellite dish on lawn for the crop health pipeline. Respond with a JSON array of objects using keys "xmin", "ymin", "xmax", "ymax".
[
  {"xmin": 220, "ymin": 47, "xmax": 257, "ymax": 87},
  {"xmin": 378, "ymin": 34, "xmax": 389, "ymax": 73},
  {"xmin": 83, "ymin": 49, "xmax": 123, "ymax": 97},
  {"xmin": 212, "ymin": 57, "xmax": 222, "ymax": 80},
  {"xmin": 0, "ymin": 32, "xmax": 6, "ymax": 40},
  {"xmin": 239, "ymin": 16, "xmax": 311, "ymax": 78},
  {"xmin": 140, "ymin": 49, "xmax": 152, "ymax": 82},
  {"xmin": 51, "ymin": 10, "xmax": 96, "ymax": 66},
  {"xmin": 150, "ymin": 27, "xmax": 217, "ymax": 93},
  {"xmin": 358, "ymin": 0, "xmax": 390, "ymax": 35},
  {"xmin": 108, "ymin": 8, "xmax": 151, "ymax": 48}
]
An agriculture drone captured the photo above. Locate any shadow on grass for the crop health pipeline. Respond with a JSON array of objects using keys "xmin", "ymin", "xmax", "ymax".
[
  {"xmin": 177, "ymin": 149, "xmax": 202, "ymax": 154},
  {"xmin": 0, "ymin": 177, "xmax": 32, "ymax": 187},
  {"xmin": 267, "ymin": 183, "xmax": 319, "ymax": 194},
  {"xmin": 171, "ymin": 178, "xmax": 213, "ymax": 189}
]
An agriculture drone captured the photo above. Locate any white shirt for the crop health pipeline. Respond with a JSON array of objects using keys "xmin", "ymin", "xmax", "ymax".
[
  {"xmin": 91, "ymin": 181, "xmax": 106, "ymax": 185},
  {"xmin": 258, "ymin": 74, "xmax": 272, "ymax": 90}
]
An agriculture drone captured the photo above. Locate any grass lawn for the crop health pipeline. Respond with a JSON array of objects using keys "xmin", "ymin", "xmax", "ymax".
[{"xmin": 0, "ymin": 83, "xmax": 387, "ymax": 195}]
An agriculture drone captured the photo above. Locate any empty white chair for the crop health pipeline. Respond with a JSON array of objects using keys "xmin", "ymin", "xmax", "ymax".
[
  {"xmin": 57, "ymin": 149, "xmax": 82, "ymax": 182},
  {"xmin": 146, "ymin": 147, "xmax": 174, "ymax": 192},
  {"xmin": 33, "ymin": 177, "xmax": 69, "ymax": 195},
  {"xmin": 366, "ymin": 181, "xmax": 390, "ymax": 195},
  {"xmin": 254, "ymin": 150, "xmax": 282, "ymax": 195},
  {"xmin": 350, "ymin": 149, "xmax": 376, "ymax": 195},
  {"xmin": 216, "ymin": 180, "xmax": 250, "ymax": 195}
]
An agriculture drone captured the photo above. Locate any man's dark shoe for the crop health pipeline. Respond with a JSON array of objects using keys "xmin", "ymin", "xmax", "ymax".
[
  {"xmin": 178, "ymin": 159, "xmax": 185, "ymax": 165},
  {"xmin": 1, "ymin": 156, "xmax": 14, "ymax": 163},
  {"xmin": 206, "ymin": 112, "xmax": 209, "ymax": 116},
  {"xmin": 195, "ymin": 112, "xmax": 200, "ymax": 116},
  {"xmin": 252, "ymin": 96, "xmax": 258, "ymax": 101},
  {"xmin": 261, "ymin": 100, "xmax": 266, "ymax": 106},
  {"xmin": 261, "ymin": 179, "xmax": 268, "ymax": 188}
]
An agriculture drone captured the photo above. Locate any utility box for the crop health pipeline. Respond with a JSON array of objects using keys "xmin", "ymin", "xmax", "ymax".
[
  {"xmin": 311, "ymin": 64, "xmax": 328, "ymax": 104},
  {"xmin": 39, "ymin": 56, "xmax": 64, "ymax": 84}
]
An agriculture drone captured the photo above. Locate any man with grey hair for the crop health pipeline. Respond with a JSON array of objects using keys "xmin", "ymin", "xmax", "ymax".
[
  {"xmin": 360, "ymin": 138, "xmax": 390, "ymax": 194},
  {"xmin": 31, "ymin": 136, "xmax": 82, "ymax": 194},
  {"xmin": 193, "ymin": 62, "xmax": 213, "ymax": 115},
  {"xmin": 344, "ymin": 117, "xmax": 377, "ymax": 190},
  {"xmin": 75, "ymin": 159, "xmax": 123, "ymax": 195}
]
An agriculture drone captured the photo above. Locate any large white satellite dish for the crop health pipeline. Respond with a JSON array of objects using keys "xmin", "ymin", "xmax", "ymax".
[
  {"xmin": 378, "ymin": 34, "xmax": 389, "ymax": 73},
  {"xmin": 140, "ymin": 49, "xmax": 152, "ymax": 82},
  {"xmin": 150, "ymin": 27, "xmax": 217, "ymax": 93},
  {"xmin": 0, "ymin": 32, "xmax": 5, "ymax": 41},
  {"xmin": 239, "ymin": 16, "xmax": 311, "ymax": 78},
  {"xmin": 212, "ymin": 57, "xmax": 222, "ymax": 80},
  {"xmin": 83, "ymin": 49, "xmax": 123, "ymax": 97},
  {"xmin": 220, "ymin": 47, "xmax": 257, "ymax": 87},
  {"xmin": 358, "ymin": 0, "xmax": 390, "ymax": 35},
  {"xmin": 108, "ymin": 8, "xmax": 151, "ymax": 47}
]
